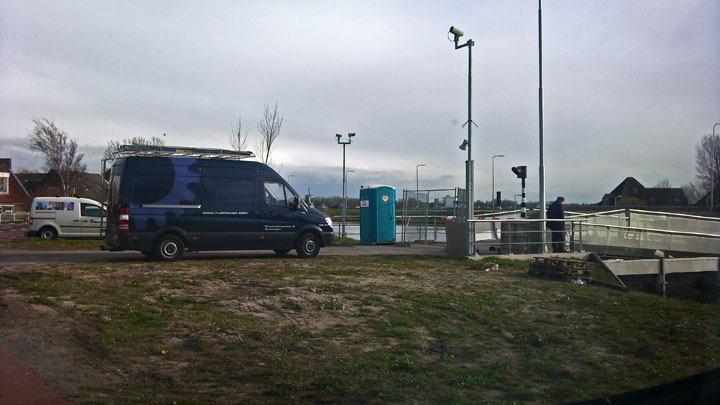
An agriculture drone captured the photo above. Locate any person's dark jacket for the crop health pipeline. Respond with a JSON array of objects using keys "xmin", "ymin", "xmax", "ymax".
[{"xmin": 546, "ymin": 200, "xmax": 564, "ymax": 231}]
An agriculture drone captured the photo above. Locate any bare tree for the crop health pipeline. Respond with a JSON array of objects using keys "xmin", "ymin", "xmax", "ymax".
[
  {"xmin": 694, "ymin": 133, "xmax": 720, "ymax": 203},
  {"xmin": 255, "ymin": 103, "xmax": 283, "ymax": 165},
  {"xmin": 654, "ymin": 179, "xmax": 672, "ymax": 188},
  {"xmin": 229, "ymin": 116, "xmax": 249, "ymax": 151},
  {"xmin": 103, "ymin": 136, "xmax": 166, "ymax": 161},
  {"xmin": 28, "ymin": 118, "xmax": 86, "ymax": 196},
  {"xmin": 682, "ymin": 182, "xmax": 702, "ymax": 205}
]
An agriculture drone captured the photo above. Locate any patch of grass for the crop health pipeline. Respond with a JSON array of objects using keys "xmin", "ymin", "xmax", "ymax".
[
  {"xmin": 320, "ymin": 268, "xmax": 361, "ymax": 276},
  {"xmin": 332, "ymin": 236, "xmax": 361, "ymax": 246},
  {"xmin": 0, "ymin": 238, "xmax": 102, "ymax": 251},
  {"xmin": 95, "ymin": 303, "xmax": 167, "ymax": 351}
]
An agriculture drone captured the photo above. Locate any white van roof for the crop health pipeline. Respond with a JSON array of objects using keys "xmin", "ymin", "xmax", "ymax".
[{"xmin": 33, "ymin": 197, "xmax": 102, "ymax": 205}]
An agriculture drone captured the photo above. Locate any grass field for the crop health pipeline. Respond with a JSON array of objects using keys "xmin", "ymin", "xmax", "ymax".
[
  {"xmin": 0, "ymin": 237, "xmax": 104, "ymax": 251},
  {"xmin": 1, "ymin": 254, "xmax": 718, "ymax": 403}
]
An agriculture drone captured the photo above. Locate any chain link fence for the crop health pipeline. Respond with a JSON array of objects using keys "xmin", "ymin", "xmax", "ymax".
[{"xmin": 400, "ymin": 188, "xmax": 460, "ymax": 243}]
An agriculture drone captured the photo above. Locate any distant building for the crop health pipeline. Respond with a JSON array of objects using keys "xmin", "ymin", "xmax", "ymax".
[
  {"xmin": 0, "ymin": 158, "xmax": 33, "ymax": 213},
  {"xmin": 16, "ymin": 169, "xmax": 106, "ymax": 202},
  {"xmin": 599, "ymin": 177, "xmax": 688, "ymax": 206}
]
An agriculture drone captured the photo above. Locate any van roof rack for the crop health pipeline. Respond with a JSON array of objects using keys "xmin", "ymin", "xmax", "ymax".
[{"xmin": 115, "ymin": 145, "xmax": 255, "ymax": 160}]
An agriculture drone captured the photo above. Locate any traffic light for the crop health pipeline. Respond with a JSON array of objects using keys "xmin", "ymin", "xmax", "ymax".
[{"xmin": 511, "ymin": 165, "xmax": 527, "ymax": 179}]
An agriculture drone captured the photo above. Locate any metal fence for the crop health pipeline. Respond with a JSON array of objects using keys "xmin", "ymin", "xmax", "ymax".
[
  {"xmin": 470, "ymin": 214, "xmax": 586, "ymax": 255},
  {"xmin": 401, "ymin": 188, "xmax": 459, "ymax": 243},
  {"xmin": 0, "ymin": 212, "xmax": 28, "ymax": 223}
]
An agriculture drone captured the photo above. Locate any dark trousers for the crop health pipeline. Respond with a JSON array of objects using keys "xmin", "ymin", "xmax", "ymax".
[{"xmin": 551, "ymin": 230, "xmax": 565, "ymax": 253}]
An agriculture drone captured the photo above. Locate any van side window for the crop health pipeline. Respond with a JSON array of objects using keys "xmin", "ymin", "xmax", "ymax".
[
  {"xmin": 202, "ymin": 178, "xmax": 256, "ymax": 212},
  {"xmin": 81, "ymin": 204, "xmax": 103, "ymax": 218},
  {"xmin": 264, "ymin": 181, "xmax": 288, "ymax": 208}
]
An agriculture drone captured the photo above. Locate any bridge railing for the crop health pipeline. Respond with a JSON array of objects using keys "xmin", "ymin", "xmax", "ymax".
[
  {"xmin": 469, "ymin": 208, "xmax": 720, "ymax": 256},
  {"xmin": 568, "ymin": 209, "xmax": 720, "ymax": 256}
]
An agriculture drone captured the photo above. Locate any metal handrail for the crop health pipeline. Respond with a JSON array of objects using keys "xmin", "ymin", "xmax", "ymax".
[
  {"xmin": 566, "ymin": 208, "xmax": 720, "ymax": 223},
  {"xmin": 581, "ymin": 222, "xmax": 720, "ymax": 239},
  {"xmin": 470, "ymin": 218, "xmax": 587, "ymax": 223},
  {"xmin": 626, "ymin": 208, "xmax": 720, "ymax": 222},
  {"xmin": 565, "ymin": 209, "xmax": 626, "ymax": 218}
]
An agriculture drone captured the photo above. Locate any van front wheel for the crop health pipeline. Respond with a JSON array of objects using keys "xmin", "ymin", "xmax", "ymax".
[
  {"xmin": 296, "ymin": 233, "xmax": 320, "ymax": 258},
  {"xmin": 39, "ymin": 226, "xmax": 58, "ymax": 240},
  {"xmin": 154, "ymin": 234, "xmax": 185, "ymax": 261}
]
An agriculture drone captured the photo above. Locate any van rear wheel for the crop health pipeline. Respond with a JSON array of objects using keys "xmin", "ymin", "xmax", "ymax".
[
  {"xmin": 39, "ymin": 226, "xmax": 58, "ymax": 240},
  {"xmin": 296, "ymin": 233, "xmax": 320, "ymax": 258},
  {"xmin": 154, "ymin": 234, "xmax": 185, "ymax": 261}
]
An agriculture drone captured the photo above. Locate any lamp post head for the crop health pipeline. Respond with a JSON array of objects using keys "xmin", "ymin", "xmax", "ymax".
[
  {"xmin": 348, "ymin": 133, "xmax": 356, "ymax": 138},
  {"xmin": 459, "ymin": 139, "xmax": 468, "ymax": 151},
  {"xmin": 494, "ymin": 154, "xmax": 505, "ymax": 158}
]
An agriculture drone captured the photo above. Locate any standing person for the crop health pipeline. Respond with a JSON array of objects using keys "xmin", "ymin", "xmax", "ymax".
[{"xmin": 546, "ymin": 197, "xmax": 565, "ymax": 253}]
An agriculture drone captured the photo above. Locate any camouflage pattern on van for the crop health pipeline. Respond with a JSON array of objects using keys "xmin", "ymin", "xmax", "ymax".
[{"xmin": 129, "ymin": 158, "xmax": 202, "ymax": 232}]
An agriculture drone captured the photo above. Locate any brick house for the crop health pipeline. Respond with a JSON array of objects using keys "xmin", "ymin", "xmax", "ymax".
[{"xmin": 0, "ymin": 158, "xmax": 32, "ymax": 213}]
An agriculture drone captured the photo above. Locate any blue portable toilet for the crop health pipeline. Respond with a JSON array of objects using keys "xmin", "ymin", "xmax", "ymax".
[{"xmin": 359, "ymin": 185, "xmax": 396, "ymax": 244}]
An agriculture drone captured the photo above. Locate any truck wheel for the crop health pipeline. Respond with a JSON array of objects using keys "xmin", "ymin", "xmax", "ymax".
[
  {"xmin": 39, "ymin": 226, "xmax": 58, "ymax": 240},
  {"xmin": 154, "ymin": 234, "xmax": 185, "ymax": 261},
  {"xmin": 296, "ymin": 233, "xmax": 320, "ymax": 258},
  {"xmin": 273, "ymin": 249, "xmax": 291, "ymax": 256}
]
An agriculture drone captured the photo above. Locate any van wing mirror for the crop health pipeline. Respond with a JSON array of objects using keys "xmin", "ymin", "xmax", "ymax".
[{"xmin": 290, "ymin": 196, "xmax": 300, "ymax": 211}]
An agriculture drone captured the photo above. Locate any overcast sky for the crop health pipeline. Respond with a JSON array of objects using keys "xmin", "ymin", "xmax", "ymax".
[{"xmin": 1, "ymin": 0, "xmax": 718, "ymax": 203}]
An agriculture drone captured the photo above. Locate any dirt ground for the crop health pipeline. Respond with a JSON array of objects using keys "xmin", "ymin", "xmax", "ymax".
[
  {"xmin": 2, "ymin": 254, "xmax": 719, "ymax": 404},
  {"xmin": 0, "ymin": 286, "xmax": 124, "ymax": 403},
  {"xmin": 0, "ymin": 257, "xmax": 463, "ymax": 402}
]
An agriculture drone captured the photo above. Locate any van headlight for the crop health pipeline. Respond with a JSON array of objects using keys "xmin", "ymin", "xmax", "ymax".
[{"xmin": 325, "ymin": 217, "xmax": 333, "ymax": 227}]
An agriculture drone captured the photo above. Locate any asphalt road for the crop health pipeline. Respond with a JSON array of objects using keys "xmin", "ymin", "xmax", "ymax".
[{"xmin": 0, "ymin": 223, "xmax": 27, "ymax": 239}]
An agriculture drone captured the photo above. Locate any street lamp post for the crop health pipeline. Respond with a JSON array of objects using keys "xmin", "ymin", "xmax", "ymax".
[
  {"xmin": 492, "ymin": 154, "xmax": 504, "ymax": 211},
  {"xmin": 336, "ymin": 133, "xmax": 356, "ymax": 238},
  {"xmin": 449, "ymin": 25, "xmax": 476, "ymax": 256},
  {"xmin": 713, "ymin": 123, "xmax": 720, "ymax": 213},
  {"xmin": 538, "ymin": 0, "xmax": 548, "ymax": 252},
  {"xmin": 416, "ymin": 164, "xmax": 426, "ymax": 209},
  {"xmin": 346, "ymin": 169, "xmax": 355, "ymax": 206}
]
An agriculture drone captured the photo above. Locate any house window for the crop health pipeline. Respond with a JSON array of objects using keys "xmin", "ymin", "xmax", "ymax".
[
  {"xmin": 1, "ymin": 205, "xmax": 13, "ymax": 213},
  {"xmin": 0, "ymin": 173, "xmax": 9, "ymax": 194}
]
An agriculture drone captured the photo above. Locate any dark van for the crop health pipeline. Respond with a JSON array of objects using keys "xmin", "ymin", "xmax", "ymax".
[{"xmin": 102, "ymin": 153, "xmax": 334, "ymax": 260}]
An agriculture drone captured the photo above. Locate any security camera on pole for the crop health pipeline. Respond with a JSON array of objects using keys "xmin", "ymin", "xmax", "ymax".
[
  {"xmin": 449, "ymin": 25, "xmax": 477, "ymax": 256},
  {"xmin": 511, "ymin": 166, "xmax": 527, "ymax": 218}
]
